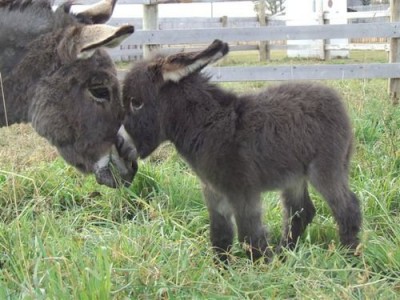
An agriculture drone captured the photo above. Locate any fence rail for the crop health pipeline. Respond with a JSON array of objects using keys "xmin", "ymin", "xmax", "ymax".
[
  {"xmin": 117, "ymin": 63, "xmax": 400, "ymax": 82},
  {"xmin": 206, "ymin": 63, "xmax": 400, "ymax": 82},
  {"xmin": 107, "ymin": 21, "xmax": 397, "ymax": 59},
  {"xmin": 119, "ymin": 23, "xmax": 400, "ymax": 44},
  {"xmin": 54, "ymin": 0, "xmax": 254, "ymax": 4}
]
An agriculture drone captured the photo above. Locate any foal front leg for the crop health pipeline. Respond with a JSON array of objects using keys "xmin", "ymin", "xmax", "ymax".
[
  {"xmin": 231, "ymin": 192, "xmax": 271, "ymax": 262},
  {"xmin": 202, "ymin": 184, "xmax": 234, "ymax": 263}
]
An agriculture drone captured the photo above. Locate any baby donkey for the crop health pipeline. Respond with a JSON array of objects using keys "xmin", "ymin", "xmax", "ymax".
[{"xmin": 122, "ymin": 40, "xmax": 362, "ymax": 262}]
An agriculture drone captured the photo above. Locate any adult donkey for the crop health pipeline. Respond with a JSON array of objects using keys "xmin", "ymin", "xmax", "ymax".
[
  {"xmin": 0, "ymin": 0, "xmax": 137, "ymax": 188},
  {"xmin": 121, "ymin": 40, "xmax": 362, "ymax": 262}
]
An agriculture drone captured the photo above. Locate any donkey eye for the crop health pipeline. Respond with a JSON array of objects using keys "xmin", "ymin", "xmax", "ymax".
[
  {"xmin": 89, "ymin": 86, "xmax": 110, "ymax": 103},
  {"xmin": 130, "ymin": 97, "xmax": 144, "ymax": 112}
]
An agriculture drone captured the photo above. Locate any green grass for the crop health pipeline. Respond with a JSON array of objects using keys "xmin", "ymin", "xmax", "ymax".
[{"xmin": 1, "ymin": 51, "xmax": 400, "ymax": 298}]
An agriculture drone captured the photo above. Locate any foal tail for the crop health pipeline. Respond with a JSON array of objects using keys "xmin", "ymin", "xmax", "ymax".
[{"xmin": 343, "ymin": 135, "xmax": 355, "ymax": 175}]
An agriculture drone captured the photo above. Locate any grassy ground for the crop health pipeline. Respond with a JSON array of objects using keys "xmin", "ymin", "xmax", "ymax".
[{"xmin": 0, "ymin": 51, "xmax": 399, "ymax": 299}]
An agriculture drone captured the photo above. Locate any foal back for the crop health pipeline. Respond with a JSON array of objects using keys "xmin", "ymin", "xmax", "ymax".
[{"xmin": 232, "ymin": 82, "xmax": 353, "ymax": 190}]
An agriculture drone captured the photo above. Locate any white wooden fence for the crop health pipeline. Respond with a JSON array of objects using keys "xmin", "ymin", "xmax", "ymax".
[
  {"xmin": 55, "ymin": 0, "xmax": 400, "ymax": 103},
  {"xmin": 104, "ymin": 10, "xmax": 392, "ymax": 60}
]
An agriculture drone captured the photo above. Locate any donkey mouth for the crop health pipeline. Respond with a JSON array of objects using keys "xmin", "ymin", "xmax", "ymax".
[
  {"xmin": 94, "ymin": 162, "xmax": 137, "ymax": 188},
  {"xmin": 93, "ymin": 144, "xmax": 137, "ymax": 188}
]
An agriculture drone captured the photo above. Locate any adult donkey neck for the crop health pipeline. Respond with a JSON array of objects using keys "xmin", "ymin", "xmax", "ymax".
[{"xmin": 0, "ymin": 30, "xmax": 66, "ymax": 127}]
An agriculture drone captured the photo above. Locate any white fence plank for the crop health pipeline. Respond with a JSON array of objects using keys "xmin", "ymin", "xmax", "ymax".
[
  {"xmin": 325, "ymin": 43, "xmax": 389, "ymax": 51},
  {"xmin": 117, "ymin": 63, "xmax": 400, "ymax": 82},
  {"xmin": 268, "ymin": 11, "xmax": 390, "ymax": 22},
  {"xmin": 325, "ymin": 10, "xmax": 390, "ymax": 20},
  {"xmin": 54, "ymin": 0, "xmax": 247, "ymax": 4},
  {"xmin": 108, "ymin": 17, "xmax": 264, "ymax": 30},
  {"xmin": 129, "ymin": 22, "xmax": 400, "ymax": 45},
  {"xmin": 207, "ymin": 63, "xmax": 400, "ymax": 81},
  {"xmin": 54, "ymin": 0, "xmax": 149, "ymax": 4},
  {"xmin": 109, "ymin": 43, "xmax": 391, "ymax": 60}
]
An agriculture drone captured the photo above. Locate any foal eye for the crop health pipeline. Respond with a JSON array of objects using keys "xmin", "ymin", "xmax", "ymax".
[
  {"xmin": 130, "ymin": 97, "xmax": 144, "ymax": 112},
  {"xmin": 89, "ymin": 86, "xmax": 111, "ymax": 103}
]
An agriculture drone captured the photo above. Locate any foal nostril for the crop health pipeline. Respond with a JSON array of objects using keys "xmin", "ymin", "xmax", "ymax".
[
  {"xmin": 116, "ymin": 134, "xmax": 125, "ymax": 151},
  {"xmin": 75, "ymin": 162, "xmax": 87, "ymax": 173}
]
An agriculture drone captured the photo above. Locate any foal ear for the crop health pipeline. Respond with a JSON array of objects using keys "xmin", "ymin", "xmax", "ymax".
[{"xmin": 160, "ymin": 39, "xmax": 229, "ymax": 82}]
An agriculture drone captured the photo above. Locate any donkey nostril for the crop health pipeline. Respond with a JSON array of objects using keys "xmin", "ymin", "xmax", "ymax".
[{"xmin": 75, "ymin": 162, "xmax": 87, "ymax": 172}]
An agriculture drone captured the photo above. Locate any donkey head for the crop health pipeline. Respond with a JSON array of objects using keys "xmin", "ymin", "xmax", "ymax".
[
  {"xmin": 122, "ymin": 40, "xmax": 229, "ymax": 158},
  {"xmin": 0, "ymin": 0, "xmax": 136, "ymax": 187}
]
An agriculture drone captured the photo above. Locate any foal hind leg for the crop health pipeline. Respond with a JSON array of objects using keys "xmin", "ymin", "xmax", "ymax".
[
  {"xmin": 280, "ymin": 178, "xmax": 316, "ymax": 250},
  {"xmin": 309, "ymin": 161, "xmax": 361, "ymax": 249},
  {"xmin": 202, "ymin": 184, "xmax": 235, "ymax": 263}
]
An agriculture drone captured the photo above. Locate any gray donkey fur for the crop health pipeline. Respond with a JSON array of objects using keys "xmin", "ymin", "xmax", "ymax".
[
  {"xmin": 122, "ymin": 40, "xmax": 362, "ymax": 262},
  {"xmin": 0, "ymin": 0, "xmax": 136, "ymax": 187}
]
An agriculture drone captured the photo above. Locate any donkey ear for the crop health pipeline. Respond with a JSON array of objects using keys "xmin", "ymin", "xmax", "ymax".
[
  {"xmin": 160, "ymin": 39, "xmax": 229, "ymax": 82},
  {"xmin": 75, "ymin": 0, "xmax": 118, "ymax": 24},
  {"xmin": 77, "ymin": 24, "xmax": 134, "ymax": 57},
  {"xmin": 58, "ymin": 24, "xmax": 133, "ymax": 60}
]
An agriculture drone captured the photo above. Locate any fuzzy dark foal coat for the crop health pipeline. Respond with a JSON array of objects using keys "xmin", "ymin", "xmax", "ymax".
[{"xmin": 122, "ymin": 40, "xmax": 362, "ymax": 261}]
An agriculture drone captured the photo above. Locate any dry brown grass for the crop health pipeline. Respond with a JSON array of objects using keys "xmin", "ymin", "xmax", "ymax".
[
  {"xmin": 0, "ymin": 123, "xmax": 174, "ymax": 175},
  {"xmin": 0, "ymin": 124, "xmax": 58, "ymax": 171}
]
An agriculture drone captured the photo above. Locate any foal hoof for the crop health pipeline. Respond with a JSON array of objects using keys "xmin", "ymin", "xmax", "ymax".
[
  {"xmin": 342, "ymin": 242, "xmax": 363, "ymax": 257},
  {"xmin": 245, "ymin": 247, "xmax": 274, "ymax": 264}
]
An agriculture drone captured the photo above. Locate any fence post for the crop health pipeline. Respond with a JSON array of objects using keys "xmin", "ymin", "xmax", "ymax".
[
  {"xmin": 221, "ymin": 15, "xmax": 228, "ymax": 27},
  {"xmin": 323, "ymin": 12, "xmax": 331, "ymax": 61},
  {"xmin": 143, "ymin": 2, "xmax": 159, "ymax": 59},
  {"xmin": 317, "ymin": 1, "xmax": 325, "ymax": 60},
  {"xmin": 257, "ymin": 0, "xmax": 270, "ymax": 61},
  {"xmin": 389, "ymin": 0, "xmax": 400, "ymax": 105}
]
